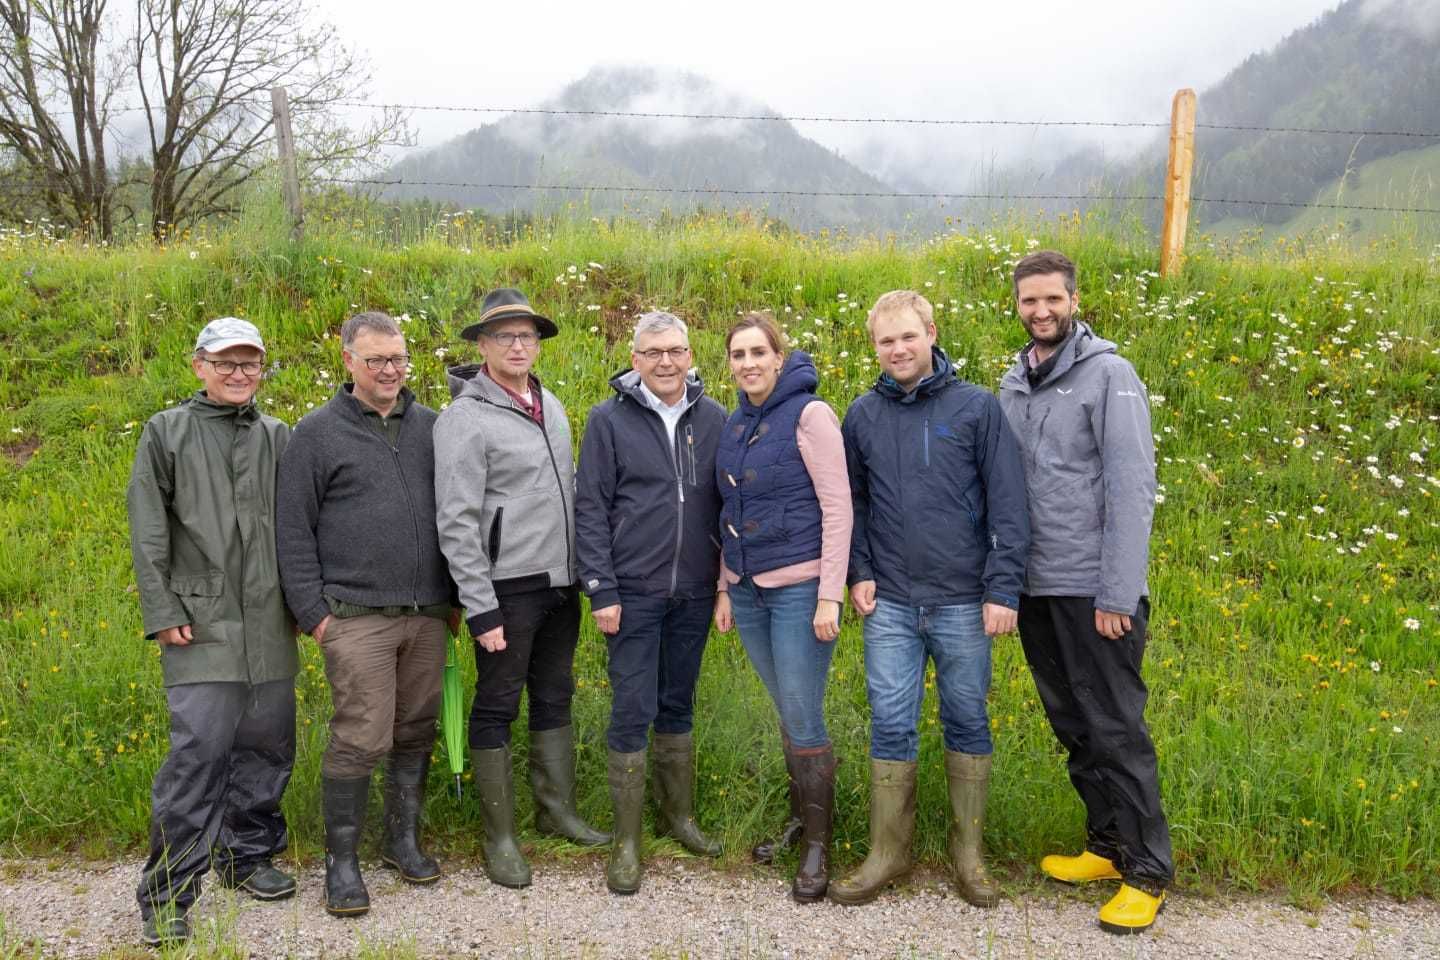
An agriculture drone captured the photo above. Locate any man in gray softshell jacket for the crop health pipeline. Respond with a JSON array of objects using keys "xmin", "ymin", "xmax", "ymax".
[
  {"xmin": 432, "ymin": 288, "xmax": 608, "ymax": 891},
  {"xmin": 997, "ymin": 250, "xmax": 1172, "ymax": 936}
]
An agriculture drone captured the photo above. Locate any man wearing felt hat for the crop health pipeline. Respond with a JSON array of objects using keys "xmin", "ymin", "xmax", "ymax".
[
  {"xmin": 126, "ymin": 317, "xmax": 297, "ymax": 946},
  {"xmin": 434, "ymin": 288, "xmax": 608, "ymax": 889}
]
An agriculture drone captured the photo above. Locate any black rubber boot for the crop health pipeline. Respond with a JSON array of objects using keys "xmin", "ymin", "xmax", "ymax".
[
  {"xmin": 606, "ymin": 748, "xmax": 647, "ymax": 895},
  {"xmin": 528, "ymin": 725, "xmax": 610, "ymax": 846},
  {"xmin": 323, "ymin": 776, "xmax": 371, "ymax": 918},
  {"xmin": 753, "ymin": 735, "xmax": 802, "ymax": 864},
  {"xmin": 471, "ymin": 745, "xmax": 532, "ymax": 889},
  {"xmin": 790, "ymin": 745, "xmax": 836, "ymax": 903},
  {"xmin": 650, "ymin": 732, "xmax": 721, "ymax": 857},
  {"xmin": 381, "ymin": 751, "xmax": 442, "ymax": 885}
]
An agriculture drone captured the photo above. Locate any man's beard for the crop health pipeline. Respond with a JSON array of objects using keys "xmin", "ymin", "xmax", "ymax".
[{"xmin": 1028, "ymin": 312, "xmax": 1075, "ymax": 347}]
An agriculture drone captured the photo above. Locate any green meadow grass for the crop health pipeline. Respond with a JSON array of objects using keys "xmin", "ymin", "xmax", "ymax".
[{"xmin": 0, "ymin": 203, "xmax": 1436, "ymax": 903}]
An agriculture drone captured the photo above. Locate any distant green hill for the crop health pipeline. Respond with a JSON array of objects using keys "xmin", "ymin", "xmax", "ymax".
[
  {"xmin": 1022, "ymin": 0, "xmax": 1440, "ymax": 234},
  {"xmin": 1200, "ymin": 141, "xmax": 1440, "ymax": 245},
  {"xmin": 1189, "ymin": 0, "xmax": 1440, "ymax": 227}
]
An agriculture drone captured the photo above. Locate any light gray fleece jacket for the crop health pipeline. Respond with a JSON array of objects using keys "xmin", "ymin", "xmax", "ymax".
[
  {"xmin": 998, "ymin": 322, "xmax": 1156, "ymax": 615},
  {"xmin": 433, "ymin": 363, "xmax": 577, "ymax": 636}
]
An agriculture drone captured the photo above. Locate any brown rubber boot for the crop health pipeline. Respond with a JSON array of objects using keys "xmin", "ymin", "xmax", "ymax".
[
  {"xmin": 752, "ymin": 734, "xmax": 802, "ymax": 864},
  {"xmin": 790, "ymin": 744, "xmax": 836, "ymax": 903}
]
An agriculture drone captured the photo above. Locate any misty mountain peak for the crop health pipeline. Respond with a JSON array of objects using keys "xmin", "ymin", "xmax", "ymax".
[{"xmin": 548, "ymin": 65, "xmax": 776, "ymax": 118}]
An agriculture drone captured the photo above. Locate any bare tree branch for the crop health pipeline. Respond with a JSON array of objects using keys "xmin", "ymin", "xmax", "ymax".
[{"xmin": 1, "ymin": 0, "xmax": 407, "ymax": 239}]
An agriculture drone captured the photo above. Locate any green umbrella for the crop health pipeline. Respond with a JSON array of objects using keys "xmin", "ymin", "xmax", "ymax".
[{"xmin": 440, "ymin": 626, "xmax": 466, "ymax": 800}]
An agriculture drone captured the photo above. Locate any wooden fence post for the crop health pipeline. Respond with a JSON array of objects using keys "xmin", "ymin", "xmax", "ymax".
[
  {"xmin": 271, "ymin": 86, "xmax": 304, "ymax": 240},
  {"xmin": 1159, "ymin": 88, "xmax": 1196, "ymax": 277}
]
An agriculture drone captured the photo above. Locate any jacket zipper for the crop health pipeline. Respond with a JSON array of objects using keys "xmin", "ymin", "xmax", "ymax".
[
  {"xmin": 366, "ymin": 410, "xmax": 423, "ymax": 610},
  {"xmin": 923, "ymin": 416, "xmax": 930, "ymax": 468},
  {"xmin": 478, "ymin": 394, "xmax": 575, "ymax": 584},
  {"xmin": 667, "ymin": 413, "xmax": 688, "ymax": 596}
]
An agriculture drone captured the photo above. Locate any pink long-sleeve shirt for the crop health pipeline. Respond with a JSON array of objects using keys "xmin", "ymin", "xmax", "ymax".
[{"xmin": 718, "ymin": 400, "xmax": 853, "ymax": 602}]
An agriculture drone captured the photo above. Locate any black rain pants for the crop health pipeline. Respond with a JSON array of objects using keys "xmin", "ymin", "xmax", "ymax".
[
  {"xmin": 136, "ymin": 678, "xmax": 296, "ymax": 920},
  {"xmin": 1018, "ymin": 595, "xmax": 1173, "ymax": 894}
]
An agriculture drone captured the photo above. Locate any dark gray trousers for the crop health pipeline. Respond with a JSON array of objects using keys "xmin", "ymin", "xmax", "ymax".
[
  {"xmin": 136, "ymin": 678, "xmax": 296, "ymax": 919},
  {"xmin": 1018, "ymin": 595, "xmax": 1174, "ymax": 894}
]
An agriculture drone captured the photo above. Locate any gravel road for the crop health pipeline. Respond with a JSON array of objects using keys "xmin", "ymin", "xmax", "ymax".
[{"xmin": 1, "ymin": 858, "xmax": 1436, "ymax": 959}]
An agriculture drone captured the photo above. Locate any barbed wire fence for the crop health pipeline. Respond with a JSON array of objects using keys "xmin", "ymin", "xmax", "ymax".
[{"xmin": 107, "ymin": 91, "xmax": 1440, "ymax": 263}]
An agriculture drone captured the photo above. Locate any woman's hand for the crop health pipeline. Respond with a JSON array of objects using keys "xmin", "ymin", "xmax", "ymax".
[
  {"xmin": 713, "ymin": 592, "xmax": 733, "ymax": 632},
  {"xmin": 813, "ymin": 599, "xmax": 841, "ymax": 642}
]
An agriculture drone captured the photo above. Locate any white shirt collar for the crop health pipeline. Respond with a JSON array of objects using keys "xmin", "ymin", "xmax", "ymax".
[{"xmin": 637, "ymin": 378, "xmax": 687, "ymax": 415}]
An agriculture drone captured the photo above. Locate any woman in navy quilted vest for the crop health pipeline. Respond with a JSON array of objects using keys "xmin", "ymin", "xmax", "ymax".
[{"xmin": 712, "ymin": 312, "xmax": 852, "ymax": 903}]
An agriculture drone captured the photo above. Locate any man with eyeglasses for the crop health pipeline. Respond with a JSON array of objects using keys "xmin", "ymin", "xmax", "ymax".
[
  {"xmin": 434, "ymin": 288, "xmax": 608, "ymax": 890},
  {"xmin": 127, "ymin": 317, "xmax": 297, "ymax": 946},
  {"xmin": 277, "ymin": 311, "xmax": 458, "ymax": 917},
  {"xmin": 574, "ymin": 311, "xmax": 726, "ymax": 894}
]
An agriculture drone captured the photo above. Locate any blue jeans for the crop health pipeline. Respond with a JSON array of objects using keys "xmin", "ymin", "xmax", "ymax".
[
  {"xmin": 864, "ymin": 597, "xmax": 993, "ymax": 760},
  {"xmin": 605, "ymin": 593, "xmax": 715, "ymax": 752},
  {"xmin": 728, "ymin": 577, "xmax": 833, "ymax": 748}
]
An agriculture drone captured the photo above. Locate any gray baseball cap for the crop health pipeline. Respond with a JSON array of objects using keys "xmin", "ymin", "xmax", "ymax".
[{"xmin": 194, "ymin": 317, "xmax": 265, "ymax": 354}]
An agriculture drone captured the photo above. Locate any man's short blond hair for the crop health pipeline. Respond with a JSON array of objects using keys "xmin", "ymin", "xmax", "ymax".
[{"xmin": 867, "ymin": 290, "xmax": 934, "ymax": 335}]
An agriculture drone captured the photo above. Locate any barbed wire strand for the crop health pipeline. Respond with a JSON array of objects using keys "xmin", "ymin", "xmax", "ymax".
[
  {"xmin": 312, "ymin": 178, "xmax": 1440, "ymax": 215},
  {"xmin": 105, "ymin": 100, "xmax": 1440, "ymax": 138}
]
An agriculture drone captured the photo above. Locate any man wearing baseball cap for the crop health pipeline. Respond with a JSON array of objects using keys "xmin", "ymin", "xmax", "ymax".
[
  {"xmin": 434, "ymin": 289, "xmax": 608, "ymax": 889},
  {"xmin": 127, "ymin": 318, "xmax": 298, "ymax": 946}
]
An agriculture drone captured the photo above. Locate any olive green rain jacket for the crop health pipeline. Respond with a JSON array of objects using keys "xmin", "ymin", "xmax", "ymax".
[{"xmin": 126, "ymin": 391, "xmax": 298, "ymax": 687}]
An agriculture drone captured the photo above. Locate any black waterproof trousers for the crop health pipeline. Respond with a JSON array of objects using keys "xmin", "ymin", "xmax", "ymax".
[
  {"xmin": 468, "ymin": 585, "xmax": 582, "ymax": 749},
  {"xmin": 136, "ymin": 679, "xmax": 296, "ymax": 920},
  {"xmin": 1017, "ymin": 595, "xmax": 1173, "ymax": 893}
]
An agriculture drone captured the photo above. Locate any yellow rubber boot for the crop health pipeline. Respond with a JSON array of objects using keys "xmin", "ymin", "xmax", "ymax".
[
  {"xmin": 1098, "ymin": 884, "xmax": 1165, "ymax": 934},
  {"xmin": 1040, "ymin": 850, "xmax": 1122, "ymax": 884}
]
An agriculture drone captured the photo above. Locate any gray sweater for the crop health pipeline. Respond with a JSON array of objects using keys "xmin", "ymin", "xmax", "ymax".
[
  {"xmin": 433, "ymin": 364, "xmax": 577, "ymax": 636},
  {"xmin": 276, "ymin": 385, "xmax": 455, "ymax": 633},
  {"xmin": 998, "ymin": 322, "xmax": 1156, "ymax": 615}
]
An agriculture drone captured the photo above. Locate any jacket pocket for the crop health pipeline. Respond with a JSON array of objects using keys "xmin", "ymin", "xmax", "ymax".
[
  {"xmin": 488, "ymin": 507, "xmax": 505, "ymax": 564},
  {"xmin": 167, "ymin": 573, "xmax": 227, "ymax": 645}
]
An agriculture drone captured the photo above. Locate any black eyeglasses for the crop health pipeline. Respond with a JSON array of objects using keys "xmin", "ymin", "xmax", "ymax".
[
  {"xmin": 202, "ymin": 359, "xmax": 264, "ymax": 376},
  {"xmin": 485, "ymin": 331, "xmax": 540, "ymax": 348},
  {"xmin": 636, "ymin": 347, "xmax": 691, "ymax": 363},
  {"xmin": 358, "ymin": 355, "xmax": 411, "ymax": 372}
]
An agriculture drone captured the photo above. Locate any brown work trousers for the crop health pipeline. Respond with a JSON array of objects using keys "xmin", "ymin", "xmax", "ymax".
[{"xmin": 320, "ymin": 613, "xmax": 447, "ymax": 778}]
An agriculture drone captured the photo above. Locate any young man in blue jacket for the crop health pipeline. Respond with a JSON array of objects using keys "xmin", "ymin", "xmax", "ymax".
[
  {"xmin": 998, "ymin": 250, "xmax": 1171, "ymax": 934},
  {"xmin": 574, "ymin": 311, "xmax": 727, "ymax": 894},
  {"xmin": 830, "ymin": 291, "xmax": 1030, "ymax": 908}
]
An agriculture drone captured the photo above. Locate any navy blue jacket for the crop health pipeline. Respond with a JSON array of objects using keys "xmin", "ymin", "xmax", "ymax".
[
  {"xmin": 842, "ymin": 347, "xmax": 1029, "ymax": 609},
  {"xmin": 716, "ymin": 351, "xmax": 824, "ymax": 577},
  {"xmin": 575, "ymin": 369, "xmax": 726, "ymax": 608}
]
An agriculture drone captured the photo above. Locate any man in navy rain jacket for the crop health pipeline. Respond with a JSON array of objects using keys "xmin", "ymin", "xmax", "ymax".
[
  {"xmin": 574, "ymin": 311, "xmax": 726, "ymax": 895},
  {"xmin": 830, "ymin": 290, "xmax": 1029, "ymax": 909}
]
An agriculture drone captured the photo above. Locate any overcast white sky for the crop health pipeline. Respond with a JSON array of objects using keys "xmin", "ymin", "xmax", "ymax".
[{"xmin": 312, "ymin": 0, "xmax": 1347, "ymax": 183}]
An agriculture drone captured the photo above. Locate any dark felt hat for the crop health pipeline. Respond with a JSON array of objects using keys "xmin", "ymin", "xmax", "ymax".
[{"xmin": 460, "ymin": 288, "xmax": 559, "ymax": 341}]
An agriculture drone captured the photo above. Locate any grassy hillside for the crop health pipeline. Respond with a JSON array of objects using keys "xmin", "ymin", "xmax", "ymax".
[
  {"xmin": 1202, "ymin": 141, "xmax": 1440, "ymax": 249},
  {"xmin": 0, "ymin": 207, "xmax": 1436, "ymax": 901}
]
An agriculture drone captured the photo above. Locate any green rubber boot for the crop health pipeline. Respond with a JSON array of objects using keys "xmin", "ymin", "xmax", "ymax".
[
  {"xmin": 606, "ymin": 748, "xmax": 647, "ymax": 895},
  {"xmin": 528, "ymin": 725, "xmax": 611, "ymax": 846},
  {"xmin": 471, "ymin": 745, "xmax": 531, "ymax": 889},
  {"xmin": 945, "ymin": 750, "xmax": 1000, "ymax": 907},
  {"xmin": 651, "ymin": 732, "xmax": 721, "ymax": 857},
  {"xmin": 827, "ymin": 759, "xmax": 916, "ymax": 906}
]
